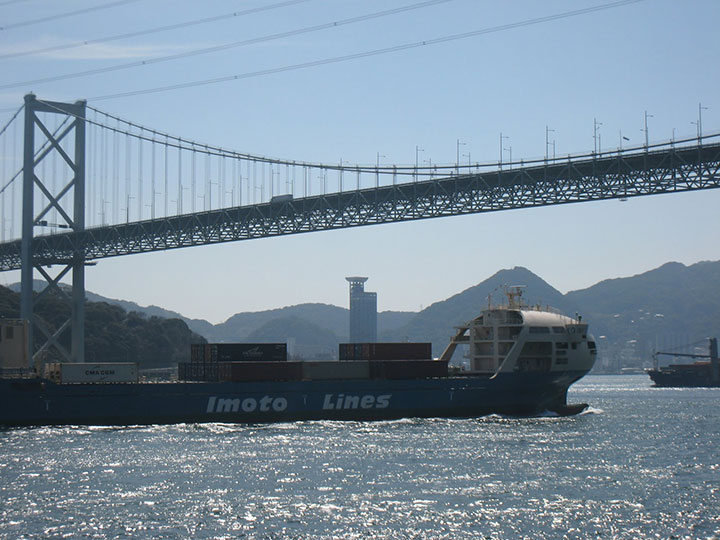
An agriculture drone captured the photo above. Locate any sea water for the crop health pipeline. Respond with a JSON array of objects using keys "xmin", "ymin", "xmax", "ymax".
[{"xmin": 1, "ymin": 375, "xmax": 718, "ymax": 539}]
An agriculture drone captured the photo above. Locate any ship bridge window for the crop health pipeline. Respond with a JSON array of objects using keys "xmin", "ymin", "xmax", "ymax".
[
  {"xmin": 519, "ymin": 342, "xmax": 552, "ymax": 356},
  {"xmin": 556, "ymin": 342, "xmax": 568, "ymax": 350},
  {"xmin": 588, "ymin": 341, "xmax": 596, "ymax": 349},
  {"xmin": 516, "ymin": 357, "xmax": 552, "ymax": 372},
  {"xmin": 552, "ymin": 327, "xmax": 566, "ymax": 334},
  {"xmin": 529, "ymin": 327, "xmax": 550, "ymax": 334}
]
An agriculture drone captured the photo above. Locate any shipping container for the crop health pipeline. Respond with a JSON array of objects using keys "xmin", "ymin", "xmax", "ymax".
[
  {"xmin": 301, "ymin": 361, "xmax": 370, "ymax": 380},
  {"xmin": 369, "ymin": 360, "xmax": 448, "ymax": 380},
  {"xmin": 44, "ymin": 362, "xmax": 138, "ymax": 384},
  {"xmin": 218, "ymin": 361, "xmax": 302, "ymax": 382},
  {"xmin": 190, "ymin": 344, "xmax": 210, "ymax": 363},
  {"xmin": 191, "ymin": 343, "xmax": 287, "ymax": 363},
  {"xmin": 178, "ymin": 362, "xmax": 219, "ymax": 382},
  {"xmin": 339, "ymin": 342, "xmax": 432, "ymax": 361}
]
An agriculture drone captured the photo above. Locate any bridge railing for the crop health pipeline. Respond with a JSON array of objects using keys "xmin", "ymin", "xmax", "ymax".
[
  {"xmin": 1, "ymin": 96, "xmax": 718, "ymax": 248},
  {"xmin": 1, "ymin": 136, "xmax": 719, "ymax": 273}
]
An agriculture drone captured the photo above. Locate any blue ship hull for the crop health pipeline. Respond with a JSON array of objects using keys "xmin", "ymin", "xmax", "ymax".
[{"xmin": 0, "ymin": 371, "xmax": 588, "ymax": 427}]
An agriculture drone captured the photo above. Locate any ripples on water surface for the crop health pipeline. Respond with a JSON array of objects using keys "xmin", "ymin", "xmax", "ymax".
[{"xmin": 1, "ymin": 375, "xmax": 719, "ymax": 539}]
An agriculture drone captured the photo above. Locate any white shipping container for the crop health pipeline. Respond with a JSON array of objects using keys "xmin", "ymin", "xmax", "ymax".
[{"xmin": 45, "ymin": 362, "xmax": 138, "ymax": 383}]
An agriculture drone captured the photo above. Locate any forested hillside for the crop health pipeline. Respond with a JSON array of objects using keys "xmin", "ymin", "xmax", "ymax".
[{"xmin": 0, "ymin": 285, "xmax": 205, "ymax": 368}]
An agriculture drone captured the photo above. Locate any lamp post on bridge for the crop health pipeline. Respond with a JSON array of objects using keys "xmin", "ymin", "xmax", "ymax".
[
  {"xmin": 643, "ymin": 110, "xmax": 653, "ymax": 149},
  {"xmin": 376, "ymin": 152, "xmax": 385, "ymax": 188},
  {"xmin": 593, "ymin": 119, "xmax": 602, "ymax": 155},
  {"xmin": 317, "ymin": 171, "xmax": 327, "ymax": 195},
  {"xmin": 338, "ymin": 160, "xmax": 344, "ymax": 192},
  {"xmin": 463, "ymin": 152, "xmax": 471, "ymax": 173},
  {"xmin": 499, "ymin": 133, "xmax": 508, "ymax": 170},
  {"xmin": 415, "ymin": 146, "xmax": 424, "ymax": 183},
  {"xmin": 456, "ymin": 139, "xmax": 466, "ymax": 175},
  {"xmin": 697, "ymin": 102, "xmax": 708, "ymax": 145},
  {"xmin": 545, "ymin": 125, "xmax": 555, "ymax": 163},
  {"xmin": 423, "ymin": 158, "xmax": 433, "ymax": 179},
  {"xmin": 504, "ymin": 145, "xmax": 512, "ymax": 169}
]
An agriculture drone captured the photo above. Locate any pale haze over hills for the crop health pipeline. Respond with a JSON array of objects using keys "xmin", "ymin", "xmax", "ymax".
[{"xmin": 22, "ymin": 260, "xmax": 717, "ymax": 371}]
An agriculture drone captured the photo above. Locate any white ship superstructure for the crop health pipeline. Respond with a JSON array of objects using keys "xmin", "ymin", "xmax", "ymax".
[{"xmin": 440, "ymin": 287, "xmax": 596, "ymax": 376}]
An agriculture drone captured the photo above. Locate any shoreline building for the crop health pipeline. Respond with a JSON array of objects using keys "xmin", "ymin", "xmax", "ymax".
[{"xmin": 346, "ymin": 277, "xmax": 377, "ymax": 343}]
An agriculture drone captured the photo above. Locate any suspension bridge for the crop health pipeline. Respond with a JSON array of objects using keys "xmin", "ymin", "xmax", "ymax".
[{"xmin": 2, "ymin": 94, "xmax": 720, "ymax": 363}]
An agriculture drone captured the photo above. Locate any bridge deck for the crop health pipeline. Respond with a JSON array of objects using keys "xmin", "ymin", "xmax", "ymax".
[{"xmin": 1, "ymin": 141, "xmax": 719, "ymax": 272}]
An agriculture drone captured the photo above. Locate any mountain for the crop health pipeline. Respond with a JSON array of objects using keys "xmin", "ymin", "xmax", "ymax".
[
  {"xmin": 215, "ymin": 304, "xmax": 347, "ymax": 343},
  {"xmin": 8, "ymin": 260, "xmax": 720, "ymax": 371},
  {"xmin": 212, "ymin": 303, "xmax": 414, "ymax": 343},
  {"xmin": 11, "ymin": 282, "xmax": 414, "ymax": 345},
  {"xmin": 245, "ymin": 316, "xmax": 339, "ymax": 360},
  {"xmin": 564, "ymin": 261, "xmax": 720, "ymax": 367},
  {"xmin": 383, "ymin": 267, "xmax": 567, "ymax": 358},
  {"xmin": 389, "ymin": 261, "xmax": 720, "ymax": 368},
  {"xmin": 0, "ymin": 285, "xmax": 205, "ymax": 369},
  {"xmin": 9, "ymin": 281, "xmax": 217, "ymax": 339}
]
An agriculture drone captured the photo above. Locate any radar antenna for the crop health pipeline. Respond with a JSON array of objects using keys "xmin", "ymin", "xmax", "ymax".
[{"xmin": 504, "ymin": 285, "xmax": 526, "ymax": 309}]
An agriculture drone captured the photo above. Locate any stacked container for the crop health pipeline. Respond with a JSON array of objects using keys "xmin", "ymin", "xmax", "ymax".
[
  {"xmin": 182, "ymin": 343, "xmax": 288, "ymax": 382},
  {"xmin": 191, "ymin": 343, "xmax": 287, "ymax": 363},
  {"xmin": 301, "ymin": 361, "xmax": 370, "ymax": 380},
  {"xmin": 218, "ymin": 361, "xmax": 302, "ymax": 382},
  {"xmin": 369, "ymin": 360, "xmax": 448, "ymax": 379},
  {"xmin": 178, "ymin": 362, "xmax": 219, "ymax": 382},
  {"xmin": 339, "ymin": 342, "xmax": 432, "ymax": 361}
]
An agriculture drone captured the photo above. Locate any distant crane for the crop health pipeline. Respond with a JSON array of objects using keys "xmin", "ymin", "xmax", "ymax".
[
  {"xmin": 651, "ymin": 339, "xmax": 716, "ymax": 370},
  {"xmin": 649, "ymin": 338, "xmax": 719, "ymax": 386}
]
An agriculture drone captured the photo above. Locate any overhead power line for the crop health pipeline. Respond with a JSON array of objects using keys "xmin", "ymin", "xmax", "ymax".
[
  {"xmin": 87, "ymin": 0, "xmax": 646, "ymax": 102},
  {"xmin": 0, "ymin": 0, "xmax": 141, "ymax": 31},
  {"xmin": 0, "ymin": 0, "xmax": 455, "ymax": 89},
  {"xmin": 0, "ymin": 0, "xmax": 311, "ymax": 60}
]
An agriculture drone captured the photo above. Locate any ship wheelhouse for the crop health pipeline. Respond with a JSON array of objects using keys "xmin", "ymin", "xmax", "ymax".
[{"xmin": 439, "ymin": 288, "xmax": 596, "ymax": 376}]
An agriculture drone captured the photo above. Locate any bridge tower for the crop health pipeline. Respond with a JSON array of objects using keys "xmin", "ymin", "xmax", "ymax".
[{"xmin": 21, "ymin": 94, "xmax": 87, "ymax": 365}]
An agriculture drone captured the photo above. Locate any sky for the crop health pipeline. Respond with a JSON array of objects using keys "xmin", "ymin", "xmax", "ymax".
[{"xmin": 1, "ymin": 0, "xmax": 719, "ymax": 324}]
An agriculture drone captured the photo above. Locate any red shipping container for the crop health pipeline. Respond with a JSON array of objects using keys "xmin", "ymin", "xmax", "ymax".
[{"xmin": 219, "ymin": 361, "xmax": 302, "ymax": 382}]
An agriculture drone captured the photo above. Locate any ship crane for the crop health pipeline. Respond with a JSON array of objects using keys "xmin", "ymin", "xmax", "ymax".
[
  {"xmin": 652, "ymin": 350, "xmax": 710, "ymax": 369},
  {"xmin": 651, "ymin": 338, "xmax": 719, "ymax": 384},
  {"xmin": 652, "ymin": 338, "xmax": 717, "ymax": 369}
]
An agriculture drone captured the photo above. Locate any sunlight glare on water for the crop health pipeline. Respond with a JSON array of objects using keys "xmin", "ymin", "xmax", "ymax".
[{"xmin": 1, "ymin": 375, "xmax": 718, "ymax": 539}]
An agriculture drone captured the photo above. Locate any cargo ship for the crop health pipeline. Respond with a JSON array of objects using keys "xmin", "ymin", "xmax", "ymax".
[
  {"xmin": 646, "ymin": 338, "xmax": 719, "ymax": 387},
  {"xmin": 0, "ymin": 289, "xmax": 597, "ymax": 427}
]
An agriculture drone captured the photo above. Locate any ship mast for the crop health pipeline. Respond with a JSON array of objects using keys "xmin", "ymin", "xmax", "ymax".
[{"xmin": 505, "ymin": 285, "xmax": 526, "ymax": 309}]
